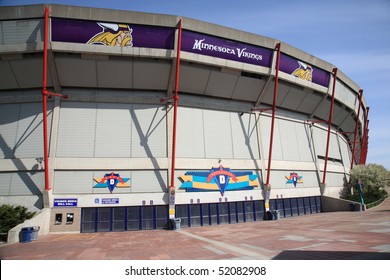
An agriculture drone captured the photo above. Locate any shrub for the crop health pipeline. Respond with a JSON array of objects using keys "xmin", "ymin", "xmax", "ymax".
[{"xmin": 0, "ymin": 204, "xmax": 36, "ymax": 234}]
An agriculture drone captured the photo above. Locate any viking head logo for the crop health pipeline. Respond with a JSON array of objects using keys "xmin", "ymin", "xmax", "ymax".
[
  {"xmin": 292, "ymin": 61, "xmax": 313, "ymax": 82},
  {"xmin": 87, "ymin": 22, "xmax": 133, "ymax": 47}
]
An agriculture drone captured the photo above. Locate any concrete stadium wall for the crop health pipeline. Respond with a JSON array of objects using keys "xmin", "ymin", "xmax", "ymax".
[{"xmin": 0, "ymin": 5, "xmax": 366, "ymax": 221}]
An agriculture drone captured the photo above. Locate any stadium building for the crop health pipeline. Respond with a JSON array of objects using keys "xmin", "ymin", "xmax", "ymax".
[{"xmin": 0, "ymin": 4, "xmax": 369, "ymax": 235}]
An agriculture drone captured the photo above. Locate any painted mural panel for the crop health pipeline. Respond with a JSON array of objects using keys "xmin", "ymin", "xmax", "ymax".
[{"xmin": 179, "ymin": 165, "xmax": 260, "ymax": 196}]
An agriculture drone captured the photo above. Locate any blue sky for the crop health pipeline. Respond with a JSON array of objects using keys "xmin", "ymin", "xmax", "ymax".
[{"xmin": 1, "ymin": 0, "xmax": 390, "ymax": 170}]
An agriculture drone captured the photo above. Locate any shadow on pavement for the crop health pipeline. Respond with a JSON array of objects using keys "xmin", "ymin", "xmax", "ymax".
[{"xmin": 273, "ymin": 250, "xmax": 390, "ymax": 260}]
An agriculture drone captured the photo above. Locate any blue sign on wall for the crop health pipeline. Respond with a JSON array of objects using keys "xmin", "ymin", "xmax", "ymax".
[
  {"xmin": 54, "ymin": 198, "xmax": 78, "ymax": 207},
  {"xmin": 102, "ymin": 198, "xmax": 119, "ymax": 204}
]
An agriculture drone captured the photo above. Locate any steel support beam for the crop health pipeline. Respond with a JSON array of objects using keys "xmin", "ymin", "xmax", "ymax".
[
  {"xmin": 351, "ymin": 89, "xmax": 363, "ymax": 170},
  {"xmin": 322, "ymin": 68, "xmax": 338, "ymax": 184},
  {"xmin": 168, "ymin": 19, "xmax": 182, "ymax": 219},
  {"xmin": 264, "ymin": 43, "xmax": 281, "ymax": 213}
]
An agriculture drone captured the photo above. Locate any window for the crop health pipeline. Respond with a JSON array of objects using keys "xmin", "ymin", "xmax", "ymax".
[
  {"xmin": 55, "ymin": 213, "xmax": 62, "ymax": 224},
  {"xmin": 66, "ymin": 213, "xmax": 74, "ymax": 224}
]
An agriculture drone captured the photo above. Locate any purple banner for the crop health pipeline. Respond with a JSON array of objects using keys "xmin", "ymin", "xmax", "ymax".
[
  {"xmin": 181, "ymin": 30, "xmax": 273, "ymax": 67},
  {"xmin": 51, "ymin": 18, "xmax": 175, "ymax": 49},
  {"xmin": 280, "ymin": 53, "xmax": 330, "ymax": 87}
]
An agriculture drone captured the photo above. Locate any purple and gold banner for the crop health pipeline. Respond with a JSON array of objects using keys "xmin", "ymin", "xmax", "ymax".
[
  {"xmin": 280, "ymin": 53, "xmax": 330, "ymax": 87},
  {"xmin": 181, "ymin": 30, "xmax": 273, "ymax": 67},
  {"xmin": 51, "ymin": 18, "xmax": 175, "ymax": 49}
]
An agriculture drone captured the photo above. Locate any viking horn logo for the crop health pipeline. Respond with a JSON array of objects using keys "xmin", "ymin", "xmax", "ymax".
[
  {"xmin": 292, "ymin": 61, "xmax": 313, "ymax": 82},
  {"xmin": 87, "ymin": 22, "xmax": 133, "ymax": 47}
]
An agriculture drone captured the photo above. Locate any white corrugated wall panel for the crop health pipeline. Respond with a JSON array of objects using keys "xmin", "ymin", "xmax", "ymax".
[
  {"xmin": 1, "ymin": 19, "xmax": 43, "ymax": 44},
  {"xmin": 268, "ymin": 170, "xmax": 288, "ymax": 189},
  {"xmin": 14, "ymin": 102, "xmax": 51, "ymax": 158},
  {"xmin": 295, "ymin": 122, "xmax": 315, "ymax": 162},
  {"xmin": 0, "ymin": 60, "xmax": 19, "ymax": 89},
  {"xmin": 0, "ymin": 22, "xmax": 3, "ymax": 44},
  {"xmin": 329, "ymin": 133, "xmax": 341, "ymax": 159},
  {"xmin": 95, "ymin": 103, "xmax": 132, "ymax": 157},
  {"xmin": 53, "ymin": 171, "xmax": 93, "ymax": 194},
  {"xmin": 272, "ymin": 119, "xmax": 284, "ymax": 160},
  {"xmin": 176, "ymin": 107, "xmax": 205, "ymax": 158},
  {"xmin": 11, "ymin": 58, "xmax": 43, "ymax": 88},
  {"xmin": 0, "ymin": 103, "xmax": 20, "ymax": 158},
  {"xmin": 258, "ymin": 115, "xmax": 271, "ymax": 159},
  {"xmin": 203, "ymin": 109, "xmax": 233, "ymax": 159},
  {"xmin": 131, "ymin": 170, "xmax": 167, "ymax": 193},
  {"xmin": 326, "ymin": 172, "xmax": 345, "ymax": 188},
  {"xmin": 230, "ymin": 113, "xmax": 259, "ymax": 159},
  {"xmin": 131, "ymin": 105, "xmax": 167, "ymax": 158},
  {"xmin": 0, "ymin": 173, "xmax": 11, "ymax": 195},
  {"xmin": 338, "ymin": 136, "xmax": 352, "ymax": 167},
  {"xmin": 0, "ymin": 102, "xmax": 52, "ymax": 158},
  {"xmin": 260, "ymin": 116, "xmax": 284, "ymax": 161},
  {"xmin": 278, "ymin": 119, "xmax": 300, "ymax": 161},
  {"xmin": 300, "ymin": 171, "xmax": 320, "ymax": 188},
  {"xmin": 56, "ymin": 102, "xmax": 97, "ymax": 157},
  {"xmin": 313, "ymin": 126, "xmax": 327, "ymax": 156},
  {"xmin": 9, "ymin": 172, "xmax": 44, "ymax": 195}
]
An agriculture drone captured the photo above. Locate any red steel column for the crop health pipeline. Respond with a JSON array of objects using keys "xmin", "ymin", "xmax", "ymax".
[
  {"xmin": 42, "ymin": 6, "xmax": 51, "ymax": 191},
  {"xmin": 322, "ymin": 68, "xmax": 338, "ymax": 184},
  {"xmin": 265, "ymin": 43, "xmax": 281, "ymax": 186},
  {"xmin": 351, "ymin": 89, "xmax": 363, "ymax": 170},
  {"xmin": 360, "ymin": 107, "xmax": 369, "ymax": 164},
  {"xmin": 169, "ymin": 19, "xmax": 182, "ymax": 190}
]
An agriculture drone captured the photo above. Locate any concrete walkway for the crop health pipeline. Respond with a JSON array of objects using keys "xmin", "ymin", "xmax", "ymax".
[{"xmin": 1, "ymin": 198, "xmax": 389, "ymax": 260}]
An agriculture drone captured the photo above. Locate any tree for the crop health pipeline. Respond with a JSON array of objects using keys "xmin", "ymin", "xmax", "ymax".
[
  {"xmin": 349, "ymin": 164, "xmax": 389, "ymax": 201},
  {"xmin": 0, "ymin": 204, "xmax": 36, "ymax": 235}
]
